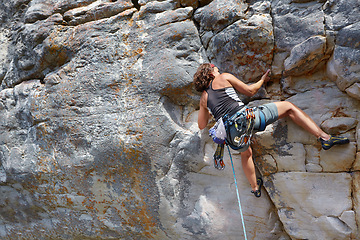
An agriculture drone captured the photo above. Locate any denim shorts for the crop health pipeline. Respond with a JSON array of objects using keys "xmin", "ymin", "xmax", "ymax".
[{"xmin": 253, "ymin": 103, "xmax": 279, "ymax": 131}]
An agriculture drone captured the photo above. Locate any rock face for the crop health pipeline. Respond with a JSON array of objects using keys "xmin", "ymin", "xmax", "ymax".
[{"xmin": 0, "ymin": 0, "xmax": 359, "ymax": 239}]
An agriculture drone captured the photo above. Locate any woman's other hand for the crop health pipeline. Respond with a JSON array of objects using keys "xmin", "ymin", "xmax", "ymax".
[{"xmin": 261, "ymin": 69, "xmax": 271, "ymax": 83}]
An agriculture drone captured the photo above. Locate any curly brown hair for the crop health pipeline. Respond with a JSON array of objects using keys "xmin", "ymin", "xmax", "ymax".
[{"xmin": 193, "ymin": 63, "xmax": 215, "ymax": 92}]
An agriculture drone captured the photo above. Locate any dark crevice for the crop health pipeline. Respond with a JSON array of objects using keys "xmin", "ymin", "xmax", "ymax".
[
  {"xmin": 199, "ymin": 0, "xmax": 213, "ymax": 8},
  {"xmin": 131, "ymin": 0, "xmax": 140, "ymax": 10},
  {"xmin": 39, "ymin": 77, "xmax": 45, "ymax": 85}
]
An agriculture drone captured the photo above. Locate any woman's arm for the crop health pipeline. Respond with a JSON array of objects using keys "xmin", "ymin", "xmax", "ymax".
[
  {"xmin": 225, "ymin": 70, "xmax": 270, "ymax": 97},
  {"xmin": 198, "ymin": 92, "xmax": 211, "ymax": 130}
]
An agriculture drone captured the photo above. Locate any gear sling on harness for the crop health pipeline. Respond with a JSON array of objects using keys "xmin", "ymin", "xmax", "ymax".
[
  {"xmin": 223, "ymin": 107, "xmax": 256, "ymax": 151},
  {"xmin": 211, "ymin": 106, "xmax": 266, "ymax": 166},
  {"xmin": 209, "ymin": 107, "xmax": 264, "ymax": 239}
]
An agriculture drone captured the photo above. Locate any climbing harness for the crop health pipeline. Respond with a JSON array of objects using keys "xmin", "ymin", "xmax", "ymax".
[
  {"xmin": 258, "ymin": 110, "xmax": 266, "ymax": 131},
  {"xmin": 211, "ymin": 107, "xmax": 257, "ymax": 170},
  {"xmin": 223, "ymin": 107, "xmax": 256, "ymax": 151},
  {"xmin": 227, "ymin": 144, "xmax": 248, "ymax": 240}
]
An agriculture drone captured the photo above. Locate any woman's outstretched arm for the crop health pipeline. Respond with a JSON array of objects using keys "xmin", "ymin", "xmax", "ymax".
[{"xmin": 225, "ymin": 69, "xmax": 270, "ymax": 97}]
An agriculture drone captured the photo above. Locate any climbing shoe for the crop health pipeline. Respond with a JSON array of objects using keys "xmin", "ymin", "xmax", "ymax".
[
  {"xmin": 320, "ymin": 135, "xmax": 350, "ymax": 150},
  {"xmin": 251, "ymin": 177, "xmax": 263, "ymax": 198}
]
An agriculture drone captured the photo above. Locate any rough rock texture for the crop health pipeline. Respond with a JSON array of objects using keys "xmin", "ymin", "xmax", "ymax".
[{"xmin": 0, "ymin": 0, "xmax": 359, "ymax": 239}]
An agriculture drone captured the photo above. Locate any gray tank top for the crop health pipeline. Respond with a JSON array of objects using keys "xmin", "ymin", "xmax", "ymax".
[{"xmin": 205, "ymin": 81, "xmax": 244, "ymax": 121}]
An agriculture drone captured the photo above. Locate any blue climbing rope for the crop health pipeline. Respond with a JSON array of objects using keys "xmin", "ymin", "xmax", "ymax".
[{"xmin": 227, "ymin": 144, "xmax": 248, "ymax": 240}]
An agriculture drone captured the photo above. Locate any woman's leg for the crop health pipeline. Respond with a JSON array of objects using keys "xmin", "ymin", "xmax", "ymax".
[
  {"xmin": 241, "ymin": 146, "xmax": 258, "ymax": 191},
  {"xmin": 274, "ymin": 101, "xmax": 330, "ymax": 140}
]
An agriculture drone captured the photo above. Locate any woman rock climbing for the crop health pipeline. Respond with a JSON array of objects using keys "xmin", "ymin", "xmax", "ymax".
[{"xmin": 193, "ymin": 63, "xmax": 350, "ymax": 197}]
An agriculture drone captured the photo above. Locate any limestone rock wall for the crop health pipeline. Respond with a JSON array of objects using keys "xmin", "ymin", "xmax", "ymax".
[{"xmin": 0, "ymin": 0, "xmax": 359, "ymax": 239}]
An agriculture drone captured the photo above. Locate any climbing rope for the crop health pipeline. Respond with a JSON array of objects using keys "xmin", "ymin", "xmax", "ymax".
[{"xmin": 227, "ymin": 144, "xmax": 248, "ymax": 240}]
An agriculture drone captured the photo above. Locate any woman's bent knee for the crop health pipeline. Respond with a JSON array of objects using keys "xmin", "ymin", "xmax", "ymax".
[{"xmin": 275, "ymin": 101, "xmax": 296, "ymax": 118}]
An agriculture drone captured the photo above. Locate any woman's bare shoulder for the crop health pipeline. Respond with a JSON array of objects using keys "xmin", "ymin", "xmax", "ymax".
[
  {"xmin": 220, "ymin": 72, "xmax": 236, "ymax": 80},
  {"xmin": 213, "ymin": 73, "xmax": 234, "ymax": 88}
]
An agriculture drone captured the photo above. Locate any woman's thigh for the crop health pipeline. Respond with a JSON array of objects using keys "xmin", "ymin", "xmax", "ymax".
[
  {"xmin": 253, "ymin": 102, "xmax": 279, "ymax": 130},
  {"xmin": 274, "ymin": 101, "xmax": 296, "ymax": 119}
]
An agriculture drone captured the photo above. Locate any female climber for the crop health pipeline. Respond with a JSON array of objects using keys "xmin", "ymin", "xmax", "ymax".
[{"xmin": 193, "ymin": 63, "xmax": 350, "ymax": 197}]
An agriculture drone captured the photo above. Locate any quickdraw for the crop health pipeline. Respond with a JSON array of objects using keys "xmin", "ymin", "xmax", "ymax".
[
  {"xmin": 245, "ymin": 108, "xmax": 255, "ymax": 119},
  {"xmin": 213, "ymin": 144, "xmax": 225, "ymax": 170}
]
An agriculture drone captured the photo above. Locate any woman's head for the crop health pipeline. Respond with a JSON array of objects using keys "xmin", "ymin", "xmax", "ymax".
[{"xmin": 193, "ymin": 63, "xmax": 215, "ymax": 92}]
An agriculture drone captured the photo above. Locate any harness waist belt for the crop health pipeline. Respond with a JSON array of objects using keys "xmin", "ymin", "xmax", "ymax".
[{"xmin": 223, "ymin": 106, "xmax": 245, "ymax": 122}]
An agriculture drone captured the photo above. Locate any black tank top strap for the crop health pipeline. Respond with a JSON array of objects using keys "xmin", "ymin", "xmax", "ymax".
[{"xmin": 205, "ymin": 80, "xmax": 214, "ymax": 93}]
